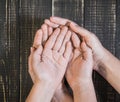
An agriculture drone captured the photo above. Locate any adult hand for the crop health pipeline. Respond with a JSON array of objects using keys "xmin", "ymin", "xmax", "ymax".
[
  {"xmin": 28, "ymin": 24, "xmax": 53, "ymax": 84},
  {"xmin": 66, "ymin": 32, "xmax": 93, "ymax": 88},
  {"xmin": 29, "ymin": 26, "xmax": 72, "ymax": 89},
  {"xmin": 65, "ymin": 32, "xmax": 97, "ymax": 102},
  {"xmin": 45, "ymin": 16, "xmax": 120, "ymax": 94},
  {"xmin": 45, "ymin": 17, "xmax": 105, "ymax": 70},
  {"xmin": 27, "ymin": 25, "xmax": 73, "ymax": 102},
  {"xmin": 29, "ymin": 24, "xmax": 74, "ymax": 102}
]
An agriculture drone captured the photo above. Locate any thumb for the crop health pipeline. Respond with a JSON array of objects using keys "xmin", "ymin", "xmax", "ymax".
[
  {"xmin": 81, "ymin": 41, "xmax": 92, "ymax": 61},
  {"xmin": 32, "ymin": 45, "xmax": 43, "ymax": 64}
]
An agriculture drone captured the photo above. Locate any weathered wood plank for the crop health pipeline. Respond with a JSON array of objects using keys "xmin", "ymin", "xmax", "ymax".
[
  {"xmin": 53, "ymin": 0, "xmax": 84, "ymax": 25},
  {"xmin": 116, "ymin": 0, "xmax": 120, "ymax": 59},
  {"xmin": 115, "ymin": 0, "xmax": 120, "ymax": 101},
  {"xmin": 84, "ymin": 0, "xmax": 117, "ymax": 102},
  {"xmin": 19, "ymin": 0, "xmax": 52, "ymax": 101},
  {"xmin": 0, "ymin": 0, "xmax": 20, "ymax": 102},
  {"xmin": 0, "ymin": 0, "xmax": 119, "ymax": 102}
]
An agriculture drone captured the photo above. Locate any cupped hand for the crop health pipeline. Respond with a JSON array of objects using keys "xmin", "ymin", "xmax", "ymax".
[
  {"xmin": 66, "ymin": 32, "xmax": 93, "ymax": 89},
  {"xmin": 28, "ymin": 26, "xmax": 72, "ymax": 89},
  {"xmin": 45, "ymin": 16, "xmax": 105, "ymax": 70}
]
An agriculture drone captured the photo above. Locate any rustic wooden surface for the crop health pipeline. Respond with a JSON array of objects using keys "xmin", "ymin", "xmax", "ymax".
[{"xmin": 0, "ymin": 0, "xmax": 120, "ymax": 102}]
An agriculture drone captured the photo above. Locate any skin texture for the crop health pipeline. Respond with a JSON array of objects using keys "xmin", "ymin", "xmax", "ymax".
[
  {"xmin": 28, "ymin": 23, "xmax": 97, "ymax": 102},
  {"xmin": 45, "ymin": 17, "xmax": 104, "ymax": 70},
  {"xmin": 66, "ymin": 32, "xmax": 97, "ymax": 102},
  {"xmin": 45, "ymin": 16, "xmax": 120, "ymax": 93},
  {"xmin": 26, "ymin": 27, "xmax": 72, "ymax": 102},
  {"xmin": 32, "ymin": 24, "xmax": 73, "ymax": 102}
]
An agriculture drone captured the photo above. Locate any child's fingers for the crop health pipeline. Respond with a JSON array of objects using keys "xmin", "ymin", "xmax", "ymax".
[
  {"xmin": 45, "ymin": 28, "xmax": 60, "ymax": 49},
  {"xmin": 53, "ymin": 26, "xmax": 68, "ymax": 51}
]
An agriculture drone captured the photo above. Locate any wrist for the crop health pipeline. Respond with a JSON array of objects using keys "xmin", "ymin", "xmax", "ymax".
[
  {"xmin": 26, "ymin": 81, "xmax": 56, "ymax": 102},
  {"xmin": 54, "ymin": 83, "xmax": 68, "ymax": 95},
  {"xmin": 72, "ymin": 79, "xmax": 97, "ymax": 102},
  {"xmin": 70, "ymin": 78, "xmax": 93, "ymax": 92},
  {"xmin": 95, "ymin": 47, "xmax": 110, "ymax": 74},
  {"xmin": 94, "ymin": 47, "xmax": 108, "ymax": 71},
  {"xmin": 34, "ymin": 81, "xmax": 56, "ymax": 93}
]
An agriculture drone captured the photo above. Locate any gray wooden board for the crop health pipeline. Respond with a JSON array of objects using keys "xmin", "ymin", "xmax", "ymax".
[
  {"xmin": 84, "ymin": 0, "xmax": 119, "ymax": 102},
  {"xmin": 0, "ymin": 0, "xmax": 120, "ymax": 102},
  {"xmin": 0, "ymin": 0, "xmax": 20, "ymax": 102},
  {"xmin": 19, "ymin": 0, "xmax": 52, "ymax": 101},
  {"xmin": 115, "ymin": 0, "xmax": 120, "ymax": 101}
]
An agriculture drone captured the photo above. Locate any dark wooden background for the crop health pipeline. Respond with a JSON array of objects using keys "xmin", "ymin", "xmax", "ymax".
[{"xmin": 0, "ymin": 0, "xmax": 120, "ymax": 102}]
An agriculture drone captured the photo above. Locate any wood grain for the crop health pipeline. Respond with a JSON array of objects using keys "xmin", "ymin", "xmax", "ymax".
[
  {"xmin": 53, "ymin": 0, "xmax": 84, "ymax": 25},
  {"xmin": 0, "ymin": 0, "xmax": 20, "ymax": 102},
  {"xmin": 115, "ymin": 0, "xmax": 120, "ymax": 101},
  {"xmin": 0, "ymin": 0, "xmax": 120, "ymax": 102},
  {"xmin": 19, "ymin": 0, "xmax": 52, "ymax": 101},
  {"xmin": 116, "ymin": 0, "xmax": 120, "ymax": 59},
  {"xmin": 84, "ymin": 0, "xmax": 118, "ymax": 102}
]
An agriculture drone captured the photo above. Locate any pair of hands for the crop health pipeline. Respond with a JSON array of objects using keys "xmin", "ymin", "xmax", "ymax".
[
  {"xmin": 27, "ymin": 17, "xmax": 120, "ymax": 102},
  {"xmin": 29, "ymin": 26, "xmax": 95, "ymax": 86},
  {"xmin": 28, "ymin": 17, "xmax": 105, "ymax": 101}
]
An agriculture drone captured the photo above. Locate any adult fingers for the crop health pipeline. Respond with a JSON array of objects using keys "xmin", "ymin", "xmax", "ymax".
[
  {"xmin": 50, "ymin": 16, "xmax": 73, "ymax": 25},
  {"xmin": 50, "ymin": 16, "xmax": 92, "ymax": 38},
  {"xmin": 70, "ymin": 22, "xmax": 93, "ymax": 37},
  {"xmin": 29, "ymin": 46, "xmax": 43, "ymax": 82},
  {"xmin": 32, "ymin": 45, "xmax": 43, "ymax": 63},
  {"xmin": 33, "ymin": 29, "xmax": 43, "ymax": 48},
  {"xmin": 44, "ymin": 19, "xmax": 59, "ymax": 28},
  {"xmin": 81, "ymin": 41, "xmax": 92, "ymax": 61},
  {"xmin": 71, "ymin": 32, "xmax": 80, "ymax": 48},
  {"xmin": 64, "ymin": 41, "xmax": 72, "ymax": 61},
  {"xmin": 45, "ymin": 28, "xmax": 60, "ymax": 49},
  {"xmin": 28, "ymin": 47, "xmax": 36, "ymax": 83},
  {"xmin": 48, "ymin": 26, "xmax": 53, "ymax": 36},
  {"xmin": 41, "ymin": 24, "xmax": 48, "ymax": 42},
  {"xmin": 53, "ymin": 26, "xmax": 68, "ymax": 51},
  {"xmin": 59, "ymin": 30, "xmax": 72, "ymax": 54},
  {"xmin": 72, "ymin": 49, "xmax": 81, "ymax": 62}
]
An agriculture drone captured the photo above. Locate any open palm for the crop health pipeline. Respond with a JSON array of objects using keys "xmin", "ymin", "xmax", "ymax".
[{"xmin": 29, "ymin": 27, "xmax": 72, "ymax": 89}]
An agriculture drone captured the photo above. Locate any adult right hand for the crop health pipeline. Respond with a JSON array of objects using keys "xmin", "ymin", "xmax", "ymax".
[
  {"xmin": 45, "ymin": 17, "xmax": 120, "ymax": 94},
  {"xmin": 45, "ymin": 17, "xmax": 106, "ymax": 71}
]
